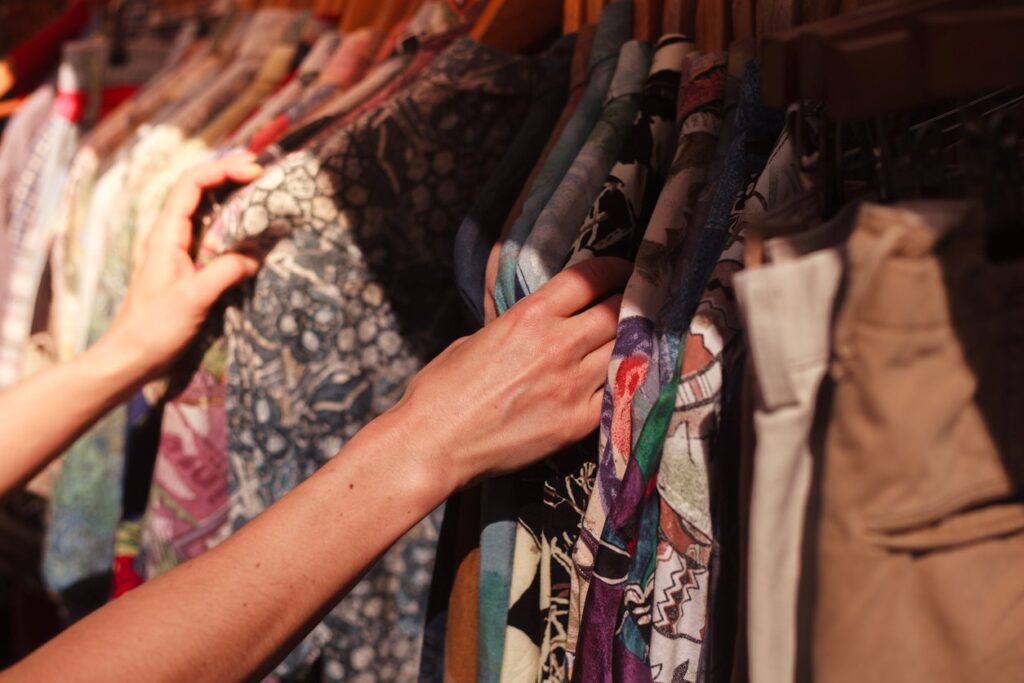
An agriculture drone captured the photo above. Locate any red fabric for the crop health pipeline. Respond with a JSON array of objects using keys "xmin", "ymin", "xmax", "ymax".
[
  {"xmin": 248, "ymin": 113, "xmax": 289, "ymax": 154},
  {"xmin": 110, "ymin": 554, "xmax": 144, "ymax": 598},
  {"xmin": 226, "ymin": 69, "xmax": 298, "ymax": 141},
  {"xmin": 53, "ymin": 84, "xmax": 139, "ymax": 122},
  {"xmin": 6, "ymin": 0, "xmax": 91, "ymax": 97},
  {"xmin": 98, "ymin": 84, "xmax": 138, "ymax": 119}
]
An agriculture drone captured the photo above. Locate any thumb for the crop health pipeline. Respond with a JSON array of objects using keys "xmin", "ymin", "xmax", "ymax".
[{"xmin": 187, "ymin": 252, "xmax": 261, "ymax": 310}]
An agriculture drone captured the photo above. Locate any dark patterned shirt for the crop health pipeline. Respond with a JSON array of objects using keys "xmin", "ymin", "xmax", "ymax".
[{"xmin": 215, "ymin": 38, "xmax": 536, "ymax": 682}]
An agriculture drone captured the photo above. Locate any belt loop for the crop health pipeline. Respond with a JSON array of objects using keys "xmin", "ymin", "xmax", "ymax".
[{"xmin": 833, "ymin": 209, "xmax": 905, "ymax": 365}]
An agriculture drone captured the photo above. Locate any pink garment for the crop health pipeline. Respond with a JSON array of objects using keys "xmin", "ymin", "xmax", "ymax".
[
  {"xmin": 340, "ymin": 37, "xmax": 443, "ymax": 124},
  {"xmin": 247, "ymin": 29, "xmax": 375, "ymax": 153},
  {"xmin": 140, "ymin": 343, "xmax": 230, "ymax": 577}
]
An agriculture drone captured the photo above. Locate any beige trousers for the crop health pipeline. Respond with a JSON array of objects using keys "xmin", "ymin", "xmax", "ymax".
[{"xmin": 815, "ymin": 201, "xmax": 1024, "ymax": 682}]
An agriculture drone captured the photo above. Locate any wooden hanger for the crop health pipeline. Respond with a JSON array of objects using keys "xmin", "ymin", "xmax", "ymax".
[
  {"xmin": 760, "ymin": 0, "xmax": 951, "ymax": 107},
  {"xmin": 663, "ymin": 0, "xmax": 697, "ymax": 36},
  {"xmin": 471, "ymin": 0, "xmax": 562, "ymax": 52},
  {"xmin": 340, "ymin": 0, "xmax": 377, "ymax": 30},
  {"xmin": 798, "ymin": 0, "xmax": 995, "ymax": 104},
  {"xmin": 315, "ymin": 0, "xmax": 346, "ymax": 17},
  {"xmin": 402, "ymin": 0, "xmax": 423, "ymax": 21},
  {"xmin": 634, "ymin": 0, "xmax": 665, "ymax": 40},
  {"xmin": 696, "ymin": 0, "xmax": 729, "ymax": 51},
  {"xmin": 731, "ymin": 0, "xmax": 754, "ymax": 40},
  {"xmin": 756, "ymin": 0, "xmax": 796, "ymax": 37},
  {"xmin": 823, "ymin": 4, "xmax": 1024, "ymax": 120},
  {"xmin": 586, "ymin": 0, "xmax": 608, "ymax": 25},
  {"xmin": 368, "ymin": 0, "xmax": 408, "ymax": 35},
  {"xmin": 761, "ymin": 0, "xmax": 1015, "ymax": 108},
  {"xmin": 564, "ymin": 0, "xmax": 586, "ymax": 33}
]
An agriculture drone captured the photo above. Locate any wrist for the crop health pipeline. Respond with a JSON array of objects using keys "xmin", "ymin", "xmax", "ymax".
[
  {"xmin": 80, "ymin": 330, "xmax": 152, "ymax": 399},
  {"xmin": 369, "ymin": 398, "xmax": 460, "ymax": 504}
]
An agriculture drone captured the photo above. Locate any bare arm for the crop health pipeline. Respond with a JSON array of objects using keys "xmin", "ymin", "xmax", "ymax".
[
  {"xmin": 5, "ymin": 254, "xmax": 629, "ymax": 682},
  {"xmin": 0, "ymin": 156, "xmax": 630, "ymax": 681},
  {"xmin": 0, "ymin": 333, "xmax": 147, "ymax": 496},
  {"xmin": 0, "ymin": 155, "xmax": 263, "ymax": 498}
]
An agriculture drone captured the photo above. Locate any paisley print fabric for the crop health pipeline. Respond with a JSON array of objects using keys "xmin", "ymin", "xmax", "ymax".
[
  {"xmin": 594, "ymin": 62, "xmax": 783, "ymax": 683},
  {"xmin": 568, "ymin": 54, "xmax": 727, "ymax": 678},
  {"xmin": 211, "ymin": 39, "xmax": 535, "ymax": 681},
  {"xmin": 137, "ymin": 30, "xmax": 457, "ymax": 593},
  {"xmin": 580, "ymin": 63, "xmax": 785, "ymax": 683}
]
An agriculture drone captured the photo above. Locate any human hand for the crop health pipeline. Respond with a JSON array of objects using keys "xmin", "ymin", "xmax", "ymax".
[
  {"xmin": 100, "ymin": 153, "xmax": 264, "ymax": 385},
  {"xmin": 389, "ymin": 257, "xmax": 632, "ymax": 492}
]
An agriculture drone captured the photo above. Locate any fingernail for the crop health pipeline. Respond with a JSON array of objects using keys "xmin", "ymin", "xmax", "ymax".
[
  {"xmin": 243, "ymin": 163, "xmax": 264, "ymax": 176},
  {"xmin": 235, "ymin": 151, "xmax": 258, "ymax": 163}
]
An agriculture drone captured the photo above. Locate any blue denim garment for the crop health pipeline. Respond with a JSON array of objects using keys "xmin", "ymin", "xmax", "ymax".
[{"xmin": 657, "ymin": 60, "xmax": 784, "ymax": 384}]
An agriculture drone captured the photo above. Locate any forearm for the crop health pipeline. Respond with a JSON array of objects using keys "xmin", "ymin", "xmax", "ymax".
[
  {"xmin": 0, "ymin": 335, "xmax": 146, "ymax": 498},
  {"xmin": 5, "ymin": 404, "xmax": 448, "ymax": 683}
]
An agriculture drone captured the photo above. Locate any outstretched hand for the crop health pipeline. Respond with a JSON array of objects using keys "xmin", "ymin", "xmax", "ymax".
[
  {"xmin": 388, "ymin": 256, "xmax": 632, "ymax": 492},
  {"xmin": 103, "ymin": 153, "xmax": 264, "ymax": 383}
]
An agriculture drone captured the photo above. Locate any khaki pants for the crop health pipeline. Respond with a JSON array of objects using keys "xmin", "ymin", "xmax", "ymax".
[{"xmin": 815, "ymin": 201, "xmax": 1024, "ymax": 682}]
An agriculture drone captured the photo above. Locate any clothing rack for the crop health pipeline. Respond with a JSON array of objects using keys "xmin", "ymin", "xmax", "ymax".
[{"xmin": 1, "ymin": 0, "xmax": 1022, "ymax": 679}]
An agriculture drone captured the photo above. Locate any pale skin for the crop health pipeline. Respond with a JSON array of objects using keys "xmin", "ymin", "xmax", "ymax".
[{"xmin": 0, "ymin": 154, "xmax": 630, "ymax": 681}]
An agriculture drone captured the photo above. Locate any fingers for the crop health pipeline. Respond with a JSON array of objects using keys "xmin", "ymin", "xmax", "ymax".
[
  {"xmin": 587, "ymin": 385, "xmax": 607, "ymax": 425},
  {"xmin": 580, "ymin": 338, "xmax": 614, "ymax": 392},
  {"xmin": 155, "ymin": 153, "xmax": 265, "ymax": 251},
  {"xmin": 531, "ymin": 257, "xmax": 632, "ymax": 318},
  {"xmin": 581, "ymin": 339, "xmax": 614, "ymax": 427},
  {"xmin": 567, "ymin": 293, "xmax": 622, "ymax": 355},
  {"xmin": 186, "ymin": 252, "xmax": 261, "ymax": 310}
]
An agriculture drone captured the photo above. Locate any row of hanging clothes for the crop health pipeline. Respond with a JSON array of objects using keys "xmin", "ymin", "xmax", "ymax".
[
  {"xmin": 428, "ymin": 7, "xmax": 1024, "ymax": 683},
  {"xmin": 0, "ymin": 0, "xmax": 1022, "ymax": 680}
]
